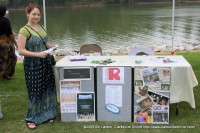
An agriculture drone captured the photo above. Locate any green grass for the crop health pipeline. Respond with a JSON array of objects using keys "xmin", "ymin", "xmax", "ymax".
[{"xmin": 0, "ymin": 52, "xmax": 200, "ymax": 133}]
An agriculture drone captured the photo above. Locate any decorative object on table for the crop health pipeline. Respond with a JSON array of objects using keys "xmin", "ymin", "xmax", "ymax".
[
  {"xmin": 153, "ymin": 57, "xmax": 178, "ymax": 64},
  {"xmin": 91, "ymin": 58, "xmax": 116, "ymax": 65},
  {"xmin": 171, "ymin": 50, "xmax": 175, "ymax": 55},
  {"xmin": 135, "ymin": 60, "xmax": 143, "ymax": 64},
  {"xmin": 163, "ymin": 58, "xmax": 175, "ymax": 63},
  {"xmin": 69, "ymin": 55, "xmax": 87, "ymax": 61}
]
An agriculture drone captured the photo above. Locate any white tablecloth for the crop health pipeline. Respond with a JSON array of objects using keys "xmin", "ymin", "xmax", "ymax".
[{"xmin": 55, "ymin": 55, "xmax": 198, "ymax": 108}]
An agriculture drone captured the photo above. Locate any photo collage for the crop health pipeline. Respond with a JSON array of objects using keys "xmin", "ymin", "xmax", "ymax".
[{"xmin": 134, "ymin": 66, "xmax": 170, "ymax": 124}]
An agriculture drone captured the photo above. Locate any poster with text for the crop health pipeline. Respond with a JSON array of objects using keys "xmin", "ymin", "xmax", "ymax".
[
  {"xmin": 60, "ymin": 80, "xmax": 81, "ymax": 113},
  {"xmin": 76, "ymin": 92, "xmax": 95, "ymax": 121}
]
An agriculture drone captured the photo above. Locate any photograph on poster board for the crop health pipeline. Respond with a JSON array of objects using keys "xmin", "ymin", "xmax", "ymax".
[
  {"xmin": 134, "ymin": 66, "xmax": 147, "ymax": 80},
  {"xmin": 76, "ymin": 92, "xmax": 95, "ymax": 121},
  {"xmin": 135, "ymin": 80, "xmax": 143, "ymax": 86},
  {"xmin": 148, "ymin": 91, "xmax": 170, "ymax": 106},
  {"xmin": 140, "ymin": 67, "xmax": 160, "ymax": 85},
  {"xmin": 60, "ymin": 80, "xmax": 81, "ymax": 113},
  {"xmin": 152, "ymin": 105, "xmax": 169, "ymax": 124},
  {"xmin": 161, "ymin": 84, "xmax": 170, "ymax": 91},
  {"xmin": 134, "ymin": 106, "xmax": 152, "ymax": 123},
  {"xmin": 135, "ymin": 86, "xmax": 148, "ymax": 96},
  {"xmin": 158, "ymin": 67, "xmax": 171, "ymax": 83},
  {"xmin": 136, "ymin": 95, "xmax": 154, "ymax": 111},
  {"xmin": 147, "ymin": 82, "xmax": 162, "ymax": 92}
]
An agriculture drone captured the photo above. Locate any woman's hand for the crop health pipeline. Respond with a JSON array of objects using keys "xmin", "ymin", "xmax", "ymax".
[{"xmin": 37, "ymin": 52, "xmax": 48, "ymax": 58}]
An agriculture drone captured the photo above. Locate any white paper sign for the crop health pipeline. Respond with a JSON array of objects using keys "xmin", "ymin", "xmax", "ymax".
[
  {"xmin": 105, "ymin": 85, "xmax": 122, "ymax": 107},
  {"xmin": 60, "ymin": 80, "xmax": 81, "ymax": 113}
]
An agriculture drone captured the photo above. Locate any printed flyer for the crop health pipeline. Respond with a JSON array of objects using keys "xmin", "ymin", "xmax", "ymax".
[
  {"xmin": 60, "ymin": 80, "xmax": 81, "ymax": 113},
  {"xmin": 76, "ymin": 92, "xmax": 95, "ymax": 121}
]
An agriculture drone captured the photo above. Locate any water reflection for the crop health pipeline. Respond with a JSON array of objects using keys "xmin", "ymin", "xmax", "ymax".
[{"xmin": 9, "ymin": 4, "xmax": 200, "ymax": 51}]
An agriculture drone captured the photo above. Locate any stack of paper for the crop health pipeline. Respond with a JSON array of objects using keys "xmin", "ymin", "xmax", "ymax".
[{"xmin": 69, "ymin": 55, "xmax": 87, "ymax": 61}]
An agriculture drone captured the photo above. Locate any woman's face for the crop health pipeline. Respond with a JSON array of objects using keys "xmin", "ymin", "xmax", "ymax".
[{"xmin": 27, "ymin": 7, "xmax": 41, "ymax": 23}]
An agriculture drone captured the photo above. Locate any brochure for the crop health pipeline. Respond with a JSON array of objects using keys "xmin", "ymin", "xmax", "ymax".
[
  {"xmin": 76, "ymin": 92, "xmax": 95, "ymax": 121},
  {"xmin": 140, "ymin": 67, "xmax": 160, "ymax": 85},
  {"xmin": 152, "ymin": 105, "xmax": 169, "ymax": 124}
]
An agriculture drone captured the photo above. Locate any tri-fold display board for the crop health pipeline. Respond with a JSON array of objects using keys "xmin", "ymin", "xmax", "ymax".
[{"xmin": 58, "ymin": 66, "xmax": 171, "ymax": 124}]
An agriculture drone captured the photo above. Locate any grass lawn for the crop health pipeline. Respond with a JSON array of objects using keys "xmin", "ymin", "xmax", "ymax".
[{"xmin": 0, "ymin": 52, "xmax": 200, "ymax": 133}]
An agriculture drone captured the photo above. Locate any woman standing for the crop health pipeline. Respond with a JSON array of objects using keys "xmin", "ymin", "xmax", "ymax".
[
  {"xmin": 0, "ymin": 5, "xmax": 17, "ymax": 79},
  {"xmin": 17, "ymin": 3, "xmax": 57, "ymax": 129}
]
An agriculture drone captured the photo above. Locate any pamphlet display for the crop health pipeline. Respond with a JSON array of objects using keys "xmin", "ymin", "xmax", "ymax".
[{"xmin": 134, "ymin": 66, "xmax": 171, "ymax": 124}]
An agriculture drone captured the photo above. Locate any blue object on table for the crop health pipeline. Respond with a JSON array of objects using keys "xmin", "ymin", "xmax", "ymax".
[{"xmin": 135, "ymin": 60, "xmax": 142, "ymax": 64}]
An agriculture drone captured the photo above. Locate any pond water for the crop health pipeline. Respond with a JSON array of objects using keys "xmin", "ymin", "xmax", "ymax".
[{"xmin": 8, "ymin": 3, "xmax": 200, "ymax": 51}]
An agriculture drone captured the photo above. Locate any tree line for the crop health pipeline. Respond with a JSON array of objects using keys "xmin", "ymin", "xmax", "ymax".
[{"xmin": 0, "ymin": 0, "xmax": 199, "ymax": 8}]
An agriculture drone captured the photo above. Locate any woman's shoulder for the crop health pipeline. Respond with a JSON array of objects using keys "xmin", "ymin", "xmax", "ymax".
[
  {"xmin": 19, "ymin": 26, "xmax": 28, "ymax": 33},
  {"xmin": 19, "ymin": 26, "xmax": 31, "ymax": 38}
]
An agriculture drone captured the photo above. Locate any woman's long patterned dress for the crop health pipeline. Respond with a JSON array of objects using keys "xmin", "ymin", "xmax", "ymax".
[{"xmin": 20, "ymin": 26, "xmax": 57, "ymax": 125}]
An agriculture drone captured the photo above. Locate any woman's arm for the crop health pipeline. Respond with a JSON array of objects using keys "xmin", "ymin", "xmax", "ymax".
[{"xmin": 17, "ymin": 33, "xmax": 48, "ymax": 58}]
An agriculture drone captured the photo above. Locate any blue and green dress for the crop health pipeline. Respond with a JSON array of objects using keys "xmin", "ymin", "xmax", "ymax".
[{"xmin": 19, "ymin": 25, "xmax": 57, "ymax": 125}]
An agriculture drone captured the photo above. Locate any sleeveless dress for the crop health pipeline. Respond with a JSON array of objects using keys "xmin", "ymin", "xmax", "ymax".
[{"xmin": 19, "ymin": 25, "xmax": 57, "ymax": 124}]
